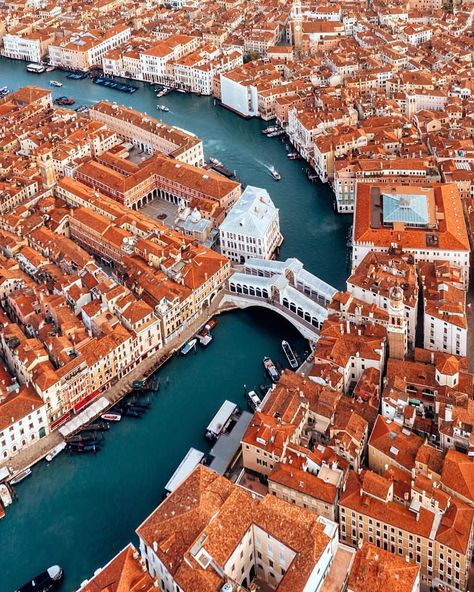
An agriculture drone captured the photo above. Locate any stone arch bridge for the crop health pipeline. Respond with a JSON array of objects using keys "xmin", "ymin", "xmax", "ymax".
[{"xmin": 218, "ymin": 258, "xmax": 337, "ymax": 342}]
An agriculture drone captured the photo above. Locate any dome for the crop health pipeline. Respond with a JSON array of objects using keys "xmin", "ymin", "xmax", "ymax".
[{"xmin": 190, "ymin": 208, "xmax": 202, "ymax": 223}]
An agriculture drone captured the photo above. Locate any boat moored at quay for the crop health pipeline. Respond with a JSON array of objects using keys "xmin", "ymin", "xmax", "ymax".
[{"xmin": 15, "ymin": 566, "xmax": 63, "ymax": 592}]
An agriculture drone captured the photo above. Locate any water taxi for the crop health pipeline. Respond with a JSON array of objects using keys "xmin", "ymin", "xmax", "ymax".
[
  {"xmin": 15, "ymin": 565, "xmax": 63, "ymax": 592},
  {"xmin": 45, "ymin": 442, "xmax": 66, "ymax": 462},
  {"xmin": 246, "ymin": 390, "xmax": 262, "ymax": 412},
  {"xmin": 180, "ymin": 338, "xmax": 197, "ymax": 355},
  {"xmin": 157, "ymin": 105, "xmax": 169, "ymax": 112},
  {"xmin": 262, "ymin": 125, "xmax": 278, "ymax": 135},
  {"xmin": 270, "ymin": 167, "xmax": 281, "ymax": 181},
  {"xmin": 49, "ymin": 80, "xmax": 63, "ymax": 87},
  {"xmin": 26, "ymin": 63, "xmax": 46, "ymax": 73},
  {"xmin": 282, "ymin": 340, "xmax": 298, "ymax": 369},
  {"xmin": 10, "ymin": 468, "xmax": 32, "ymax": 485},
  {"xmin": 263, "ymin": 356, "xmax": 280, "ymax": 382},
  {"xmin": 101, "ymin": 412, "xmax": 121, "ymax": 422}
]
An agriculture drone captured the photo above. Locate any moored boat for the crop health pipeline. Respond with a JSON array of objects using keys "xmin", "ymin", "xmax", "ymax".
[
  {"xmin": 45, "ymin": 442, "xmax": 66, "ymax": 462},
  {"xmin": 49, "ymin": 80, "xmax": 63, "ymax": 87},
  {"xmin": 263, "ymin": 356, "xmax": 280, "ymax": 382},
  {"xmin": 101, "ymin": 412, "xmax": 121, "ymax": 422},
  {"xmin": 26, "ymin": 63, "xmax": 46, "ymax": 73},
  {"xmin": 246, "ymin": 389, "xmax": 262, "ymax": 412},
  {"xmin": 180, "ymin": 338, "xmax": 197, "ymax": 355},
  {"xmin": 262, "ymin": 125, "xmax": 277, "ymax": 135},
  {"xmin": 287, "ymin": 152, "xmax": 300, "ymax": 160},
  {"xmin": 10, "ymin": 468, "xmax": 32, "ymax": 485},
  {"xmin": 282, "ymin": 340, "xmax": 298, "ymax": 369},
  {"xmin": 15, "ymin": 565, "xmax": 63, "ymax": 592}
]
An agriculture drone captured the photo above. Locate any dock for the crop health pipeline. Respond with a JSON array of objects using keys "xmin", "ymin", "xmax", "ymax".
[
  {"xmin": 209, "ymin": 411, "xmax": 253, "ymax": 475},
  {"xmin": 164, "ymin": 447, "xmax": 205, "ymax": 494}
]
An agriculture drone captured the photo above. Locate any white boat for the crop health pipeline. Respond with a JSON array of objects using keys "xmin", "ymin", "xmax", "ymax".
[
  {"xmin": 45, "ymin": 65, "xmax": 55, "ymax": 72},
  {"xmin": 0, "ymin": 86, "xmax": 9, "ymax": 95},
  {"xmin": 270, "ymin": 167, "xmax": 281, "ymax": 181},
  {"xmin": 157, "ymin": 105, "xmax": 169, "ymax": 112},
  {"xmin": 262, "ymin": 126, "xmax": 277, "ymax": 135},
  {"xmin": 263, "ymin": 356, "xmax": 280, "ymax": 382},
  {"xmin": 101, "ymin": 413, "xmax": 121, "ymax": 422},
  {"xmin": 246, "ymin": 390, "xmax": 262, "ymax": 412},
  {"xmin": 26, "ymin": 63, "xmax": 46, "ymax": 73},
  {"xmin": 49, "ymin": 80, "xmax": 63, "ymax": 87},
  {"xmin": 175, "ymin": 88, "xmax": 186, "ymax": 93},
  {"xmin": 45, "ymin": 442, "xmax": 66, "ymax": 462},
  {"xmin": 209, "ymin": 157, "xmax": 223, "ymax": 166},
  {"xmin": 180, "ymin": 338, "xmax": 197, "ymax": 355},
  {"xmin": 0, "ymin": 483, "xmax": 13, "ymax": 507},
  {"xmin": 11, "ymin": 467, "xmax": 32, "ymax": 485}
]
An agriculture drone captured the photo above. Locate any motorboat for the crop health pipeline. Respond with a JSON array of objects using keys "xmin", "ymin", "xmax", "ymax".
[
  {"xmin": 180, "ymin": 338, "xmax": 197, "ymax": 355},
  {"xmin": 263, "ymin": 356, "xmax": 280, "ymax": 382},
  {"xmin": 49, "ymin": 80, "xmax": 63, "ymax": 87},
  {"xmin": 45, "ymin": 442, "xmax": 66, "ymax": 462},
  {"xmin": 282, "ymin": 340, "xmax": 298, "ymax": 369},
  {"xmin": 209, "ymin": 157, "xmax": 223, "ymax": 166},
  {"xmin": 246, "ymin": 390, "xmax": 262, "ymax": 412},
  {"xmin": 15, "ymin": 565, "xmax": 63, "ymax": 592},
  {"xmin": 101, "ymin": 412, "xmax": 121, "ymax": 422},
  {"xmin": 262, "ymin": 126, "xmax": 278, "ymax": 135},
  {"xmin": 287, "ymin": 152, "xmax": 300, "ymax": 160},
  {"xmin": 270, "ymin": 167, "xmax": 281, "ymax": 181},
  {"xmin": 10, "ymin": 468, "xmax": 32, "ymax": 485},
  {"xmin": 157, "ymin": 104, "xmax": 169, "ymax": 112}
]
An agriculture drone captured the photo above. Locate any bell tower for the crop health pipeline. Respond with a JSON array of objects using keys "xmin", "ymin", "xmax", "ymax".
[
  {"xmin": 292, "ymin": 0, "xmax": 303, "ymax": 50},
  {"xmin": 387, "ymin": 285, "xmax": 408, "ymax": 360}
]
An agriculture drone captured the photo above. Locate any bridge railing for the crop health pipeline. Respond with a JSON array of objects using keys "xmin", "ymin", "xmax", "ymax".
[{"xmin": 221, "ymin": 290, "xmax": 322, "ymax": 336}]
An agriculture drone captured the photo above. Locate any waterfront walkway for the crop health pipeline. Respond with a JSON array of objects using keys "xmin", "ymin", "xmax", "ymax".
[{"xmin": 1, "ymin": 292, "xmax": 227, "ymax": 476}]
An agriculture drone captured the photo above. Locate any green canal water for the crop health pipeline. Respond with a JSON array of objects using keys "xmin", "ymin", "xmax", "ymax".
[{"xmin": 0, "ymin": 58, "xmax": 351, "ymax": 591}]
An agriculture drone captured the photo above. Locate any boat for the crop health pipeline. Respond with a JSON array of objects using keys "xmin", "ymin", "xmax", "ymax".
[
  {"xmin": 180, "ymin": 338, "xmax": 197, "ymax": 355},
  {"xmin": 45, "ymin": 65, "xmax": 55, "ymax": 72},
  {"xmin": 10, "ymin": 468, "xmax": 32, "ymax": 485},
  {"xmin": 49, "ymin": 80, "xmax": 63, "ymax": 87},
  {"xmin": 15, "ymin": 565, "xmax": 63, "ymax": 592},
  {"xmin": 205, "ymin": 400, "xmax": 239, "ymax": 442},
  {"xmin": 270, "ymin": 167, "xmax": 281, "ymax": 181},
  {"xmin": 55, "ymin": 96, "xmax": 75, "ymax": 106},
  {"xmin": 197, "ymin": 333, "xmax": 213, "ymax": 347},
  {"xmin": 68, "ymin": 442, "xmax": 99, "ymax": 453},
  {"xmin": 287, "ymin": 152, "xmax": 300, "ymax": 160},
  {"xmin": 175, "ymin": 88, "xmax": 186, "ymax": 93},
  {"xmin": 263, "ymin": 356, "xmax": 280, "ymax": 382},
  {"xmin": 262, "ymin": 126, "xmax": 278, "ymax": 135},
  {"xmin": 266, "ymin": 129, "xmax": 286, "ymax": 138},
  {"xmin": 246, "ymin": 389, "xmax": 262, "ymax": 412},
  {"xmin": 157, "ymin": 105, "xmax": 169, "ymax": 112},
  {"xmin": 66, "ymin": 71, "xmax": 88, "ymax": 80},
  {"xmin": 26, "ymin": 63, "xmax": 46, "ymax": 73},
  {"xmin": 282, "ymin": 340, "xmax": 298, "ymax": 369},
  {"xmin": 208, "ymin": 160, "xmax": 235, "ymax": 178},
  {"xmin": 66, "ymin": 433, "xmax": 100, "ymax": 444},
  {"xmin": 0, "ymin": 483, "xmax": 13, "ymax": 507},
  {"xmin": 81, "ymin": 420, "xmax": 110, "ymax": 431},
  {"xmin": 101, "ymin": 413, "xmax": 121, "ymax": 422},
  {"xmin": 0, "ymin": 86, "xmax": 9, "ymax": 96},
  {"xmin": 45, "ymin": 442, "xmax": 67, "ymax": 462}
]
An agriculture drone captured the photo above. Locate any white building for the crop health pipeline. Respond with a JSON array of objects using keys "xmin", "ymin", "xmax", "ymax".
[
  {"xmin": 0, "ymin": 385, "xmax": 49, "ymax": 461},
  {"xmin": 220, "ymin": 72, "xmax": 259, "ymax": 118},
  {"xmin": 219, "ymin": 185, "xmax": 283, "ymax": 263},
  {"xmin": 1, "ymin": 33, "xmax": 49, "ymax": 63},
  {"xmin": 419, "ymin": 261, "xmax": 467, "ymax": 357}
]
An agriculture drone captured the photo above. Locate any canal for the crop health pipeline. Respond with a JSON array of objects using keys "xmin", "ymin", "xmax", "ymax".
[{"xmin": 0, "ymin": 57, "xmax": 350, "ymax": 590}]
